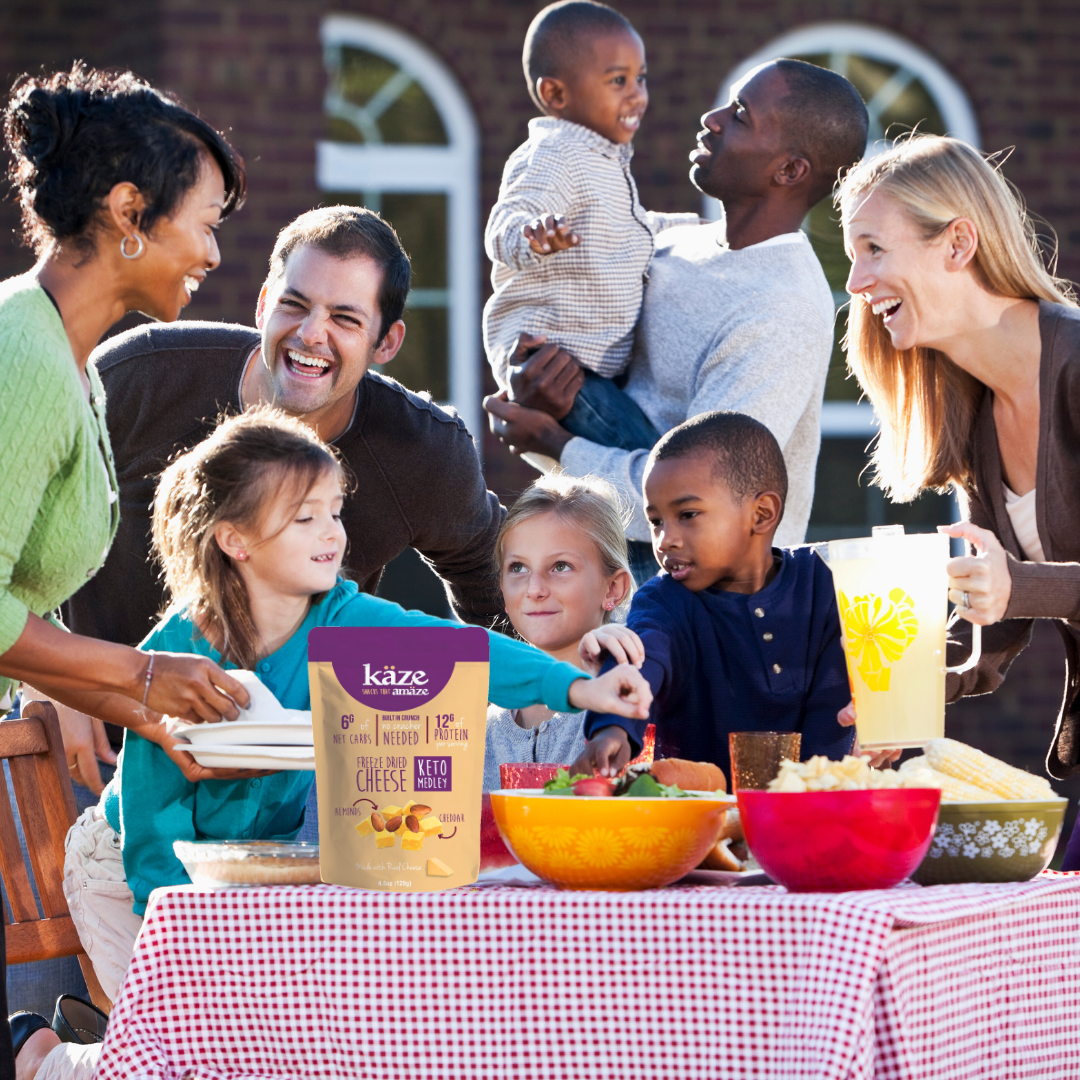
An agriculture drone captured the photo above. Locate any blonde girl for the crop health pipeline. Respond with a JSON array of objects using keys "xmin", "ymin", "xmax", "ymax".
[
  {"xmin": 484, "ymin": 472, "xmax": 644, "ymax": 789},
  {"xmin": 837, "ymin": 133, "xmax": 1080, "ymax": 839}
]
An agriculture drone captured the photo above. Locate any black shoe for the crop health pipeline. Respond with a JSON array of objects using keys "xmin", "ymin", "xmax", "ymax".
[
  {"xmin": 9, "ymin": 1011, "xmax": 51, "ymax": 1059},
  {"xmin": 51, "ymin": 995, "xmax": 108, "ymax": 1045}
]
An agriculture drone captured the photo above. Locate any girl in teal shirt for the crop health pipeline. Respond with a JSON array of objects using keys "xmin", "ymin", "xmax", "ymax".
[{"xmin": 93, "ymin": 408, "xmax": 652, "ymax": 917}]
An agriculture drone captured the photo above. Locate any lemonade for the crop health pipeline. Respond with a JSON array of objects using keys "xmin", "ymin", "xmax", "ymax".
[{"xmin": 820, "ymin": 530, "xmax": 979, "ymax": 749}]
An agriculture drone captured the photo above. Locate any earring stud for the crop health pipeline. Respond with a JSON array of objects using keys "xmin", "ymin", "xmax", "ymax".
[
  {"xmin": 236, "ymin": 550, "xmax": 247, "ymax": 561},
  {"xmin": 604, "ymin": 601, "xmax": 615, "ymax": 610}
]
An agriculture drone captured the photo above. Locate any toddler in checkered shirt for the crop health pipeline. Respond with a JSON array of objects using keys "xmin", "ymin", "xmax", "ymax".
[{"xmin": 483, "ymin": 1, "xmax": 698, "ymax": 455}]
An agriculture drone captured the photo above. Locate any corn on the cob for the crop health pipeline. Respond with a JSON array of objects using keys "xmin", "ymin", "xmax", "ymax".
[
  {"xmin": 925, "ymin": 739, "xmax": 1055, "ymax": 801},
  {"xmin": 899, "ymin": 756, "xmax": 999, "ymax": 801}
]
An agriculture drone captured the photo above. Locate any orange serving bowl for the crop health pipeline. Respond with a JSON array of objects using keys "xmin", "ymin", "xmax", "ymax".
[
  {"xmin": 737, "ymin": 788, "xmax": 941, "ymax": 892},
  {"xmin": 489, "ymin": 789, "xmax": 733, "ymax": 890}
]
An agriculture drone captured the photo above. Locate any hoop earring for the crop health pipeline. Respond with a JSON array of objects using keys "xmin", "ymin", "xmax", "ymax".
[{"xmin": 120, "ymin": 234, "xmax": 144, "ymax": 259}]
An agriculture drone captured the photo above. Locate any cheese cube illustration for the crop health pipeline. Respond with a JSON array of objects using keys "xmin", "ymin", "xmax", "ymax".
[
  {"xmin": 375, "ymin": 833, "xmax": 396, "ymax": 849},
  {"xmin": 355, "ymin": 816, "xmax": 374, "ymax": 837},
  {"xmin": 427, "ymin": 857, "xmax": 452, "ymax": 877},
  {"xmin": 380, "ymin": 804, "xmax": 403, "ymax": 818},
  {"xmin": 419, "ymin": 815, "xmax": 443, "ymax": 838},
  {"xmin": 400, "ymin": 832, "xmax": 423, "ymax": 852}
]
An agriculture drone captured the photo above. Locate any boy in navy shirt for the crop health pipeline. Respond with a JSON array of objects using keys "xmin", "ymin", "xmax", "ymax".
[{"xmin": 572, "ymin": 410, "xmax": 853, "ymax": 783}]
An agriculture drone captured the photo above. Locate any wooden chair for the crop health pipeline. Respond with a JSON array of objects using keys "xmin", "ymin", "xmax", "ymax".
[{"xmin": 0, "ymin": 700, "xmax": 111, "ymax": 1013}]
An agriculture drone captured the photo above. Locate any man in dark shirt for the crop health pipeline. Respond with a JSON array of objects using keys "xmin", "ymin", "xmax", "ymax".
[{"xmin": 66, "ymin": 204, "xmax": 504, "ymax": 663}]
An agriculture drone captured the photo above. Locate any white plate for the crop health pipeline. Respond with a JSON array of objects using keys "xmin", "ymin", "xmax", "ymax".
[
  {"xmin": 174, "ymin": 744, "xmax": 316, "ymax": 771},
  {"xmin": 176, "ymin": 721, "xmax": 313, "ymax": 747}
]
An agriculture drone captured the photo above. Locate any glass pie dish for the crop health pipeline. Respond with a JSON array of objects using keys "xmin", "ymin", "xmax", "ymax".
[{"xmin": 173, "ymin": 840, "xmax": 322, "ymax": 888}]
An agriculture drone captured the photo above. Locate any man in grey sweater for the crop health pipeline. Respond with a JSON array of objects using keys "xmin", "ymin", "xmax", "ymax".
[{"xmin": 485, "ymin": 60, "xmax": 868, "ymax": 575}]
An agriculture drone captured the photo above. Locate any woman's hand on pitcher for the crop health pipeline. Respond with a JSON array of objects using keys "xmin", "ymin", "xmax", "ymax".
[
  {"xmin": 938, "ymin": 522, "xmax": 1012, "ymax": 624},
  {"xmin": 837, "ymin": 702, "xmax": 902, "ymax": 767}
]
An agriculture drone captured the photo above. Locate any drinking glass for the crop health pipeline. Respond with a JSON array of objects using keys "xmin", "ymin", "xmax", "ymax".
[{"xmin": 729, "ymin": 731, "xmax": 802, "ymax": 791}]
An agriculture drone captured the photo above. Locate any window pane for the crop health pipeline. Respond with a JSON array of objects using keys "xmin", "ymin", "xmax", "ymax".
[
  {"xmin": 379, "ymin": 82, "xmax": 448, "ymax": 145},
  {"xmin": 380, "ymin": 193, "xmax": 447, "ymax": 288},
  {"xmin": 389, "ymin": 306, "xmax": 449, "ymax": 400},
  {"xmin": 326, "ymin": 46, "xmax": 448, "ymax": 146}
]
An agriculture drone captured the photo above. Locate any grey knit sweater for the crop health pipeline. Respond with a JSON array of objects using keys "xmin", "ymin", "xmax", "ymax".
[
  {"xmin": 483, "ymin": 704, "xmax": 586, "ymax": 792},
  {"xmin": 560, "ymin": 225, "xmax": 835, "ymax": 544}
]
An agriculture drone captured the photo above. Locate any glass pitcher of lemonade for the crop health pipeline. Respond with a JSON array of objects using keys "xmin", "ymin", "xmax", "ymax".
[{"xmin": 817, "ymin": 527, "xmax": 981, "ymax": 749}]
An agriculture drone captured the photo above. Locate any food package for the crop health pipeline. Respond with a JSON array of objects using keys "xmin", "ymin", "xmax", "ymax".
[{"xmin": 309, "ymin": 626, "xmax": 488, "ymax": 892}]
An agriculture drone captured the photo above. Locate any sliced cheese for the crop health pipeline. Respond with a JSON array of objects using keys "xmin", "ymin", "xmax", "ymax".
[{"xmin": 427, "ymin": 857, "xmax": 452, "ymax": 877}]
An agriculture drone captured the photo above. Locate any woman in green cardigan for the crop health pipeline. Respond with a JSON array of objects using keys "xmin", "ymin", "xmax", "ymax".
[{"xmin": 1, "ymin": 65, "xmax": 249, "ymax": 1076}]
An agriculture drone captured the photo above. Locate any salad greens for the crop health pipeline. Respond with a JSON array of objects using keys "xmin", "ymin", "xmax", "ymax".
[{"xmin": 541, "ymin": 767, "xmax": 697, "ymax": 798}]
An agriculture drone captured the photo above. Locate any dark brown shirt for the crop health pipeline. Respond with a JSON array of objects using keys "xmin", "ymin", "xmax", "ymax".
[
  {"xmin": 64, "ymin": 321, "xmax": 505, "ymax": 649},
  {"xmin": 948, "ymin": 300, "xmax": 1080, "ymax": 780}
]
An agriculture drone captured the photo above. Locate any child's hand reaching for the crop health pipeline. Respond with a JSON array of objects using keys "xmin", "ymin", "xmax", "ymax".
[
  {"xmin": 567, "ymin": 663, "xmax": 651, "ymax": 719},
  {"xmin": 523, "ymin": 213, "xmax": 580, "ymax": 254},
  {"xmin": 837, "ymin": 700, "xmax": 903, "ymax": 768},
  {"xmin": 570, "ymin": 725, "xmax": 631, "ymax": 778},
  {"xmin": 578, "ymin": 624, "xmax": 644, "ymax": 675}
]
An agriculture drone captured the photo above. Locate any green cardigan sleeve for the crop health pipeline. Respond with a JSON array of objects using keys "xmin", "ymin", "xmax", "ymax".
[
  {"xmin": 330, "ymin": 591, "xmax": 584, "ymax": 711},
  {"xmin": 0, "ymin": 287, "xmax": 74, "ymax": 651}
]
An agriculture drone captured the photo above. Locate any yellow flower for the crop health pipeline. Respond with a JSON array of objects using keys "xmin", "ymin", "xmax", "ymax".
[
  {"xmin": 838, "ymin": 588, "xmax": 918, "ymax": 692},
  {"xmin": 574, "ymin": 827, "xmax": 625, "ymax": 869}
]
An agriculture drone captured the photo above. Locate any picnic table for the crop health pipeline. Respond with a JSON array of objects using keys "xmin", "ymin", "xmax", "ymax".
[{"xmin": 94, "ymin": 872, "xmax": 1080, "ymax": 1079}]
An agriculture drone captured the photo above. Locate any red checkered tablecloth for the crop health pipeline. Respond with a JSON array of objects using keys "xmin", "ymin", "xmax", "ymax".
[{"xmin": 94, "ymin": 873, "xmax": 1080, "ymax": 1080}]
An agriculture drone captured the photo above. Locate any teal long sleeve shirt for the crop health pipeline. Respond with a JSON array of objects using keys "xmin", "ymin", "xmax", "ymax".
[{"xmin": 103, "ymin": 579, "xmax": 585, "ymax": 912}]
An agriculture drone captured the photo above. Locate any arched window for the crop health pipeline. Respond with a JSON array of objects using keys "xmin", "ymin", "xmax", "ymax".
[
  {"xmin": 317, "ymin": 15, "xmax": 481, "ymax": 438},
  {"xmin": 712, "ymin": 24, "xmax": 979, "ymax": 537}
]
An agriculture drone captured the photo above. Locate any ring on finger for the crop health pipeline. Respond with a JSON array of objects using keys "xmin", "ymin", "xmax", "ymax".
[{"xmin": 961, "ymin": 591, "xmax": 971, "ymax": 611}]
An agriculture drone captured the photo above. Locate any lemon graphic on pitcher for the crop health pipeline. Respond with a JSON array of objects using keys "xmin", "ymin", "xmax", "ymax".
[{"xmin": 837, "ymin": 588, "xmax": 918, "ymax": 692}]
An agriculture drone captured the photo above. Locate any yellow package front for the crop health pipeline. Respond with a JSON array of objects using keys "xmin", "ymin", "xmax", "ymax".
[{"xmin": 308, "ymin": 625, "xmax": 488, "ymax": 891}]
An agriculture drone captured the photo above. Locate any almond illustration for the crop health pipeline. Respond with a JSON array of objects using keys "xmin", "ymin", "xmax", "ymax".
[
  {"xmin": 410, "ymin": 804, "xmax": 432, "ymax": 818},
  {"xmin": 405, "ymin": 814, "xmax": 420, "ymax": 833},
  {"xmin": 370, "ymin": 812, "xmax": 385, "ymax": 832},
  {"xmin": 385, "ymin": 815, "xmax": 403, "ymax": 833}
]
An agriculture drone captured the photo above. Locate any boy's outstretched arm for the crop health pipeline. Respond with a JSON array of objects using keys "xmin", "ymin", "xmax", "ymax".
[{"xmin": 570, "ymin": 725, "xmax": 631, "ymax": 779}]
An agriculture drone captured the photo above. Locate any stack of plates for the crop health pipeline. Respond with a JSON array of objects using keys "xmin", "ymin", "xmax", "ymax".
[{"xmin": 172, "ymin": 670, "xmax": 315, "ymax": 771}]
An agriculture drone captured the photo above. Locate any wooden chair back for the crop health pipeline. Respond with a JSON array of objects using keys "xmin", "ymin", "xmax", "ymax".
[{"xmin": 0, "ymin": 699, "xmax": 110, "ymax": 1011}]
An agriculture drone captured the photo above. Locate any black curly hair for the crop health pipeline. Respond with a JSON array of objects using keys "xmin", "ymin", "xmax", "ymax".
[{"xmin": 4, "ymin": 63, "xmax": 246, "ymax": 257}]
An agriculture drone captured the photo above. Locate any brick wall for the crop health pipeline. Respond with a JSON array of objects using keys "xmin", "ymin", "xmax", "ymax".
[{"xmin": 2, "ymin": 1, "xmax": 1079, "ymax": 848}]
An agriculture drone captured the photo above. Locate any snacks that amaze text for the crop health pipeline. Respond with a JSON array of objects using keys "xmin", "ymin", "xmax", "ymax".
[{"xmin": 768, "ymin": 754, "xmax": 939, "ymax": 792}]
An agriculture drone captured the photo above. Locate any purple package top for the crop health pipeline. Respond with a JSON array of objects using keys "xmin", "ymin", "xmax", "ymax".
[{"xmin": 308, "ymin": 626, "xmax": 489, "ymax": 710}]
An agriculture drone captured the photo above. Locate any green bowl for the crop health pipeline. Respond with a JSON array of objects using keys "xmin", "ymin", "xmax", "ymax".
[{"xmin": 911, "ymin": 797, "xmax": 1068, "ymax": 885}]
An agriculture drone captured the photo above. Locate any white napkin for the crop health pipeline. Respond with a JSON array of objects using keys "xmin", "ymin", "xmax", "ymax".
[{"xmin": 226, "ymin": 669, "xmax": 293, "ymax": 724}]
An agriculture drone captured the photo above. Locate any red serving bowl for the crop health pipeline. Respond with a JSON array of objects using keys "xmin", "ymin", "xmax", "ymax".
[{"xmin": 737, "ymin": 788, "xmax": 941, "ymax": 892}]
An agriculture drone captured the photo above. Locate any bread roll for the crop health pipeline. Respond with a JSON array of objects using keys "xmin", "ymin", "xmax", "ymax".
[{"xmin": 650, "ymin": 758, "xmax": 726, "ymax": 793}]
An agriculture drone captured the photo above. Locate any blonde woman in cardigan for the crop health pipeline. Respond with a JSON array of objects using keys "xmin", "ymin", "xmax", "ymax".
[{"xmin": 836, "ymin": 135, "xmax": 1080, "ymax": 859}]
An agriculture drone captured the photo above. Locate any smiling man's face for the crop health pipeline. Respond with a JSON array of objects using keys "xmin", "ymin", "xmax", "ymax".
[
  {"xmin": 251, "ymin": 244, "xmax": 404, "ymax": 439},
  {"xmin": 689, "ymin": 63, "xmax": 791, "ymax": 204}
]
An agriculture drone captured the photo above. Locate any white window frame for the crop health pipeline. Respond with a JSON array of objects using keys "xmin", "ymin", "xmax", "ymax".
[
  {"xmin": 706, "ymin": 23, "xmax": 980, "ymax": 440},
  {"xmin": 317, "ymin": 15, "xmax": 482, "ymax": 440}
]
